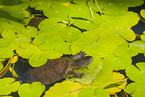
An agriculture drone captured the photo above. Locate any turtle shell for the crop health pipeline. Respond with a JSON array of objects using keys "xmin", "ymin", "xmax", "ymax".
[{"xmin": 21, "ymin": 58, "xmax": 70, "ymax": 84}]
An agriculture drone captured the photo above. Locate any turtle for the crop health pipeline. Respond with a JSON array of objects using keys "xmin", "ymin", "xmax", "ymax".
[{"xmin": 21, "ymin": 51, "xmax": 93, "ymax": 84}]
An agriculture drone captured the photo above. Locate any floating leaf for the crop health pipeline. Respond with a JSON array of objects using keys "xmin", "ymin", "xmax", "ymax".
[
  {"xmin": 126, "ymin": 83, "xmax": 145, "ymax": 97},
  {"xmin": 141, "ymin": 31, "xmax": 145, "ymax": 41},
  {"xmin": 55, "ymin": 42, "xmax": 72, "ymax": 54},
  {"xmin": 44, "ymin": 4, "xmax": 70, "ymax": 19},
  {"xmin": 69, "ymin": 4, "xmax": 91, "ymax": 19},
  {"xmin": 103, "ymin": 72, "xmax": 127, "ymax": 95},
  {"xmin": 0, "ymin": 38, "xmax": 11, "ymax": 48},
  {"xmin": 21, "ymin": 26, "xmax": 38, "ymax": 38},
  {"xmin": 140, "ymin": 9, "xmax": 145, "ymax": 18},
  {"xmin": 2, "ymin": 30, "xmax": 17, "ymax": 40},
  {"xmin": 94, "ymin": 88, "xmax": 110, "ymax": 97},
  {"xmin": 13, "ymin": 34, "xmax": 31, "ymax": 45},
  {"xmin": 18, "ymin": 82, "xmax": 45, "ymax": 97},
  {"xmin": 104, "ymin": 53, "xmax": 132, "ymax": 70},
  {"xmin": 61, "ymin": 27, "xmax": 81, "ymax": 42},
  {"xmin": 119, "ymin": 29, "xmax": 136, "ymax": 41},
  {"xmin": 87, "ymin": 35, "xmax": 126, "ymax": 58},
  {"xmin": 96, "ymin": 0, "xmax": 144, "ymax": 16},
  {"xmin": 71, "ymin": 30, "xmax": 99, "ymax": 54},
  {"xmin": 78, "ymin": 87, "xmax": 94, "ymax": 97},
  {"xmin": 129, "ymin": 41, "xmax": 145, "ymax": 54},
  {"xmin": 16, "ymin": 44, "xmax": 41, "ymax": 59},
  {"xmin": 114, "ymin": 43, "xmax": 139, "ymax": 58},
  {"xmin": 72, "ymin": 14, "xmax": 103, "ymax": 30},
  {"xmin": 0, "ymin": 42, "xmax": 16, "ymax": 58},
  {"xmin": 89, "ymin": 59, "xmax": 113, "ymax": 86},
  {"xmin": 38, "ymin": 18, "xmax": 66, "ymax": 32},
  {"xmin": 29, "ymin": 54, "xmax": 47, "ymax": 67},
  {"xmin": 0, "ymin": 78, "xmax": 20, "ymax": 95},
  {"xmin": 126, "ymin": 62, "xmax": 145, "ymax": 84},
  {"xmin": 102, "ymin": 12, "xmax": 140, "ymax": 29},
  {"xmin": 44, "ymin": 81, "xmax": 83, "ymax": 97},
  {"xmin": 30, "ymin": 0, "xmax": 52, "ymax": 10}
]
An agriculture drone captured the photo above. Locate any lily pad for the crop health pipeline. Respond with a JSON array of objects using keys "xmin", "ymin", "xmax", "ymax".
[
  {"xmin": 94, "ymin": 88, "xmax": 110, "ymax": 97},
  {"xmin": 0, "ymin": 78, "xmax": 20, "ymax": 95},
  {"xmin": 95, "ymin": 0, "xmax": 143, "ymax": 16},
  {"xmin": 126, "ymin": 83, "xmax": 145, "ymax": 97},
  {"xmin": 44, "ymin": 81, "xmax": 83, "ymax": 97},
  {"xmin": 89, "ymin": 59, "xmax": 113, "ymax": 86},
  {"xmin": 16, "ymin": 44, "xmax": 41, "ymax": 59},
  {"xmin": 104, "ymin": 53, "xmax": 132, "ymax": 70},
  {"xmin": 126, "ymin": 62, "xmax": 145, "ymax": 84},
  {"xmin": 29, "ymin": 54, "xmax": 47, "ymax": 67},
  {"xmin": 140, "ymin": 9, "xmax": 145, "ymax": 18},
  {"xmin": 102, "ymin": 12, "xmax": 140, "ymax": 29},
  {"xmin": 78, "ymin": 87, "xmax": 94, "ymax": 97},
  {"xmin": 43, "ymin": 4, "xmax": 70, "ymax": 19},
  {"xmin": 18, "ymin": 82, "xmax": 45, "ymax": 97},
  {"xmin": 21, "ymin": 26, "xmax": 38, "ymax": 38}
]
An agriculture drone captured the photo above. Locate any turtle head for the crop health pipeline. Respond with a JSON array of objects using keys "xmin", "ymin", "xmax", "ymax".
[{"xmin": 70, "ymin": 51, "xmax": 93, "ymax": 69}]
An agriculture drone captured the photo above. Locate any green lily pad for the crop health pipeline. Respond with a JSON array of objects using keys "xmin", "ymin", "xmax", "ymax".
[
  {"xmin": 119, "ymin": 29, "xmax": 136, "ymax": 41},
  {"xmin": 29, "ymin": 54, "xmax": 47, "ymax": 67},
  {"xmin": 2, "ymin": 30, "xmax": 17, "ymax": 40},
  {"xmin": 0, "ymin": 42, "xmax": 16, "ymax": 58},
  {"xmin": 21, "ymin": 26, "xmax": 38, "ymax": 38},
  {"xmin": 30, "ymin": 0, "xmax": 52, "ymax": 10},
  {"xmin": 78, "ymin": 87, "xmax": 94, "ymax": 97},
  {"xmin": 129, "ymin": 41, "xmax": 145, "ymax": 54},
  {"xmin": 18, "ymin": 82, "xmax": 45, "ymax": 97},
  {"xmin": 95, "ymin": 0, "xmax": 143, "ymax": 16},
  {"xmin": 102, "ymin": 12, "xmax": 140, "ymax": 29},
  {"xmin": 38, "ymin": 18, "xmax": 66, "ymax": 32},
  {"xmin": 104, "ymin": 53, "xmax": 132, "ymax": 70},
  {"xmin": 141, "ymin": 31, "xmax": 145, "ymax": 41},
  {"xmin": 69, "ymin": 4, "xmax": 91, "ymax": 20},
  {"xmin": 89, "ymin": 59, "xmax": 113, "ymax": 86},
  {"xmin": 0, "ymin": 38, "xmax": 11, "ymax": 48},
  {"xmin": 94, "ymin": 88, "xmax": 110, "ymax": 97},
  {"xmin": 103, "ymin": 72, "xmax": 127, "ymax": 95},
  {"xmin": 16, "ymin": 44, "xmax": 41, "ymax": 59},
  {"xmin": 126, "ymin": 62, "xmax": 145, "ymax": 84},
  {"xmin": 55, "ymin": 42, "xmax": 72, "ymax": 54},
  {"xmin": 43, "ymin": 4, "xmax": 70, "ymax": 19},
  {"xmin": 114, "ymin": 43, "xmax": 139, "ymax": 58},
  {"xmin": 44, "ymin": 81, "xmax": 83, "ymax": 97},
  {"xmin": 126, "ymin": 83, "xmax": 145, "ymax": 97},
  {"xmin": 72, "ymin": 14, "xmax": 103, "ymax": 30},
  {"xmin": 140, "ymin": 9, "xmax": 145, "ymax": 18},
  {"xmin": 61, "ymin": 27, "xmax": 81, "ymax": 42},
  {"xmin": 33, "ymin": 32, "xmax": 63, "ymax": 46},
  {"xmin": 0, "ymin": 78, "xmax": 20, "ymax": 95}
]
